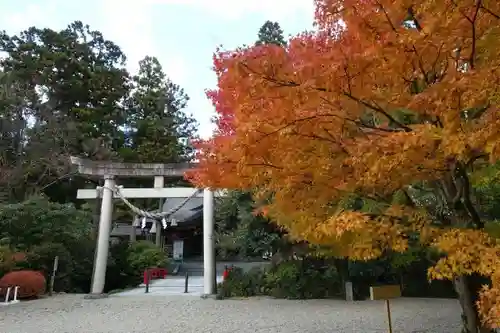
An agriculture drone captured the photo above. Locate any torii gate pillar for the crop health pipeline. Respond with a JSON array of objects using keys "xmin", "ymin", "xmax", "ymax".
[
  {"xmin": 203, "ymin": 188, "xmax": 216, "ymax": 295},
  {"xmin": 92, "ymin": 175, "xmax": 115, "ymax": 294}
]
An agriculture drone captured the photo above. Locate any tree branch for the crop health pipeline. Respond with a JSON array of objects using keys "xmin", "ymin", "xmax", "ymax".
[
  {"xmin": 375, "ymin": 1, "xmax": 398, "ymax": 32},
  {"xmin": 240, "ymin": 62, "xmax": 412, "ymax": 133},
  {"xmin": 480, "ymin": 5, "xmax": 500, "ymax": 19},
  {"xmin": 319, "ymin": 96, "xmax": 405, "ymax": 133},
  {"xmin": 341, "ymin": 92, "xmax": 412, "ymax": 131},
  {"xmin": 466, "ymin": 154, "xmax": 488, "ymax": 168},
  {"xmin": 254, "ymin": 114, "xmax": 339, "ymax": 143},
  {"xmin": 469, "ymin": 0, "xmax": 482, "ymax": 69},
  {"xmin": 245, "ymin": 163, "xmax": 283, "ymax": 170}
]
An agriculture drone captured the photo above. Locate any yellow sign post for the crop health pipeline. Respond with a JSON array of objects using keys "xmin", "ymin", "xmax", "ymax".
[{"xmin": 369, "ymin": 285, "xmax": 402, "ymax": 333}]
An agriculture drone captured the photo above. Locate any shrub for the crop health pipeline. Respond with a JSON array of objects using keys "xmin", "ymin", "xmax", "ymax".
[
  {"xmin": 127, "ymin": 241, "xmax": 168, "ymax": 274},
  {"xmin": 348, "ymin": 254, "xmax": 457, "ymax": 300},
  {"xmin": 0, "ymin": 246, "xmax": 20, "ymax": 276},
  {"xmin": 24, "ymin": 243, "xmax": 73, "ymax": 292},
  {"xmin": 265, "ymin": 259, "xmax": 341, "ymax": 299},
  {"xmin": 218, "ymin": 266, "xmax": 265, "ymax": 298},
  {"xmin": 0, "ymin": 197, "xmax": 95, "ymax": 293},
  {"xmin": 106, "ymin": 241, "xmax": 134, "ymax": 292},
  {"xmin": 65, "ymin": 238, "xmax": 94, "ymax": 293},
  {"xmin": 0, "ymin": 270, "xmax": 46, "ymax": 299},
  {"xmin": 105, "ymin": 240, "xmax": 168, "ymax": 292},
  {"xmin": 218, "ymin": 259, "xmax": 343, "ymax": 300}
]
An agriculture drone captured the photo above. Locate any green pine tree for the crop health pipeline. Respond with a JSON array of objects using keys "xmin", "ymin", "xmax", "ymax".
[{"xmin": 256, "ymin": 20, "xmax": 287, "ymax": 47}]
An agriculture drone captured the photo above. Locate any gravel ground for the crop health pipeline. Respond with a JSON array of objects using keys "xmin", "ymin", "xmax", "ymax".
[{"xmin": 0, "ymin": 294, "xmax": 461, "ymax": 333}]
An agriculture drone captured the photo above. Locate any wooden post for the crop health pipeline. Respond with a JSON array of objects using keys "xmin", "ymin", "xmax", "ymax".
[
  {"xmin": 369, "ymin": 285, "xmax": 401, "ymax": 333},
  {"xmin": 386, "ymin": 299, "xmax": 393, "ymax": 333},
  {"xmin": 145, "ymin": 269, "xmax": 151, "ymax": 294},
  {"xmin": 49, "ymin": 256, "xmax": 59, "ymax": 296}
]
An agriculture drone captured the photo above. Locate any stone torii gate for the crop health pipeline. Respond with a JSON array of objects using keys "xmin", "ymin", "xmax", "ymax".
[{"xmin": 70, "ymin": 156, "xmax": 222, "ymax": 297}]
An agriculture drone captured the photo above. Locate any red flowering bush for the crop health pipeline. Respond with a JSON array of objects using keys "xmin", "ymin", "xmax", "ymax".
[{"xmin": 0, "ymin": 270, "xmax": 46, "ymax": 299}]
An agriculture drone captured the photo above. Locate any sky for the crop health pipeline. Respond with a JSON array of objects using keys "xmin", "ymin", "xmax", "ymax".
[{"xmin": 0, "ymin": 0, "xmax": 316, "ymax": 139}]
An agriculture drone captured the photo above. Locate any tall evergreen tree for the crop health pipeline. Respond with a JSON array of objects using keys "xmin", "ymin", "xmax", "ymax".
[
  {"xmin": 121, "ymin": 56, "xmax": 198, "ymax": 163},
  {"xmin": 0, "ymin": 21, "xmax": 130, "ymax": 202},
  {"xmin": 0, "ymin": 22, "xmax": 199, "ymax": 203},
  {"xmin": 255, "ymin": 20, "xmax": 286, "ymax": 47}
]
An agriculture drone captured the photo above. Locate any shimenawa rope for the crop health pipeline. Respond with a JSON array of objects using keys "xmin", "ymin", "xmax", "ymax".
[{"xmin": 96, "ymin": 185, "xmax": 202, "ymax": 229}]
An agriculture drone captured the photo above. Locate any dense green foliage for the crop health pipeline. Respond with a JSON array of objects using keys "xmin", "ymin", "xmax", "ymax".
[
  {"xmin": 120, "ymin": 56, "xmax": 198, "ymax": 164},
  {"xmin": 0, "ymin": 196, "xmax": 94, "ymax": 292},
  {"xmin": 0, "ymin": 196, "xmax": 93, "ymax": 248},
  {"xmin": 215, "ymin": 191, "xmax": 287, "ymax": 259},
  {"xmin": 0, "ymin": 20, "xmax": 198, "ymax": 293},
  {"xmin": 217, "ymin": 259, "xmax": 342, "ymax": 299},
  {"xmin": 106, "ymin": 240, "xmax": 168, "ymax": 292},
  {"xmin": 0, "ymin": 196, "xmax": 168, "ymax": 293},
  {"xmin": 218, "ymin": 254, "xmax": 456, "ymax": 300},
  {"xmin": 0, "ymin": 20, "xmax": 197, "ymax": 206}
]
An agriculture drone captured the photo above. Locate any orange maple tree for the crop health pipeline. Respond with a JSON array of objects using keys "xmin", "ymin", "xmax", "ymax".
[{"xmin": 188, "ymin": 0, "xmax": 500, "ymax": 330}]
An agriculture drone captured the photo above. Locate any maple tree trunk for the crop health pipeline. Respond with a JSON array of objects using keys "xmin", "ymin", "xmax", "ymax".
[{"xmin": 453, "ymin": 275, "xmax": 493, "ymax": 333}]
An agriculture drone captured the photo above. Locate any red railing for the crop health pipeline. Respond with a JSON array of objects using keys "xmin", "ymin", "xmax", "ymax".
[{"xmin": 143, "ymin": 267, "xmax": 167, "ymax": 285}]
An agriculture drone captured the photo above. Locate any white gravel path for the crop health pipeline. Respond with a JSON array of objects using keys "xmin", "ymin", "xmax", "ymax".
[{"xmin": 0, "ymin": 294, "xmax": 462, "ymax": 333}]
